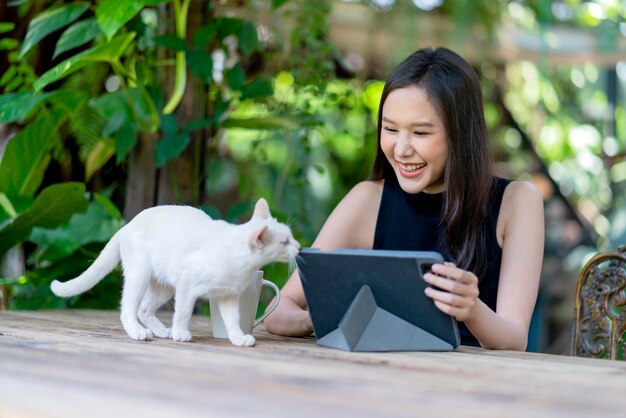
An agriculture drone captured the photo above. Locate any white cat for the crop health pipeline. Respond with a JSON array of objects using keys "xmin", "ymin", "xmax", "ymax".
[{"xmin": 51, "ymin": 198, "xmax": 300, "ymax": 347}]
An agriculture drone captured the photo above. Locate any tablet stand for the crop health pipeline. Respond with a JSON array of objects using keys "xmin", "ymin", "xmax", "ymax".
[{"xmin": 316, "ymin": 285, "xmax": 455, "ymax": 352}]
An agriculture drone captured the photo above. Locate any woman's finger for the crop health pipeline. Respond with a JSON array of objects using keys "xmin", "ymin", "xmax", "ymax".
[{"xmin": 424, "ymin": 273, "xmax": 480, "ymax": 298}]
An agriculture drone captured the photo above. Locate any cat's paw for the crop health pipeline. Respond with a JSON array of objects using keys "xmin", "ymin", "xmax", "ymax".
[
  {"xmin": 152, "ymin": 327, "xmax": 171, "ymax": 339},
  {"xmin": 128, "ymin": 327, "xmax": 153, "ymax": 341},
  {"xmin": 171, "ymin": 329, "xmax": 193, "ymax": 342},
  {"xmin": 229, "ymin": 334, "xmax": 255, "ymax": 347}
]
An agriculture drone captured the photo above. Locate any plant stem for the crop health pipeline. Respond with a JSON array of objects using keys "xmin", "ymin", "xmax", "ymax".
[{"xmin": 162, "ymin": 0, "xmax": 190, "ymax": 115}]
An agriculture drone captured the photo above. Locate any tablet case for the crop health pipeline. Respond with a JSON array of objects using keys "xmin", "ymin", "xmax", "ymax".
[{"xmin": 297, "ymin": 248, "xmax": 460, "ymax": 352}]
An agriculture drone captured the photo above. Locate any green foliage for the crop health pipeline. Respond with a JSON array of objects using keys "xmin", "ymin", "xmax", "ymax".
[
  {"xmin": 0, "ymin": 183, "xmax": 89, "ymax": 256},
  {"xmin": 53, "ymin": 18, "xmax": 101, "ymax": 59},
  {"xmin": 19, "ymin": 2, "xmax": 90, "ymax": 58}
]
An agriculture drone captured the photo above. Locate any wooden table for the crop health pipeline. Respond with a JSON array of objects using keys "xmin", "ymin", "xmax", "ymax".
[{"xmin": 1, "ymin": 310, "xmax": 625, "ymax": 418}]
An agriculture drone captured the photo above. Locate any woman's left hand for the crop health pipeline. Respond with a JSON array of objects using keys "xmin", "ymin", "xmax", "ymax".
[{"xmin": 423, "ymin": 262, "xmax": 479, "ymax": 321}]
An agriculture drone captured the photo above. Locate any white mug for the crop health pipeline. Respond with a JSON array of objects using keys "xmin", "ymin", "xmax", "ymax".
[{"xmin": 209, "ymin": 270, "xmax": 281, "ymax": 339}]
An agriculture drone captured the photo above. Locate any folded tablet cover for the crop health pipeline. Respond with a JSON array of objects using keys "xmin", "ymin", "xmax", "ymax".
[{"xmin": 297, "ymin": 248, "xmax": 460, "ymax": 350}]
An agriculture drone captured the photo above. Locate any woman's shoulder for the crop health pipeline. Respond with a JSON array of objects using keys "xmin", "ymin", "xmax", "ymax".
[
  {"xmin": 502, "ymin": 180, "xmax": 542, "ymax": 204},
  {"xmin": 347, "ymin": 180, "xmax": 384, "ymax": 200},
  {"xmin": 499, "ymin": 180, "xmax": 543, "ymax": 223}
]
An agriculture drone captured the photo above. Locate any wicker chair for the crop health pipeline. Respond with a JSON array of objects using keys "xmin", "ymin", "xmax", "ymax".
[{"xmin": 573, "ymin": 245, "xmax": 626, "ymax": 360}]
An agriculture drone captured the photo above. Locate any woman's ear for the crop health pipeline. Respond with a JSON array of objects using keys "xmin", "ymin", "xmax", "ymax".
[
  {"xmin": 249, "ymin": 225, "xmax": 270, "ymax": 250},
  {"xmin": 251, "ymin": 198, "xmax": 270, "ymax": 220}
]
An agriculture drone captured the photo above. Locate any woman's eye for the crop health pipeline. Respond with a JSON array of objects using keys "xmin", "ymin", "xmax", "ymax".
[
  {"xmin": 414, "ymin": 131, "xmax": 428, "ymax": 136},
  {"xmin": 384, "ymin": 127, "xmax": 398, "ymax": 133}
]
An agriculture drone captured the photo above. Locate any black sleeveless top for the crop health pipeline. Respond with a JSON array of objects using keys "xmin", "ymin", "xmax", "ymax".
[{"xmin": 373, "ymin": 175, "xmax": 511, "ymax": 346}]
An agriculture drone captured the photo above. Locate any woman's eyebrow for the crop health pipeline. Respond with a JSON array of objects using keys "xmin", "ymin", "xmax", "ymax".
[{"xmin": 382, "ymin": 117, "xmax": 434, "ymax": 127}]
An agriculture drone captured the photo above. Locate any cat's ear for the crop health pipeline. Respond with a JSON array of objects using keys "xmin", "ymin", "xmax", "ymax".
[
  {"xmin": 251, "ymin": 198, "xmax": 270, "ymax": 220},
  {"xmin": 249, "ymin": 225, "xmax": 270, "ymax": 250}
]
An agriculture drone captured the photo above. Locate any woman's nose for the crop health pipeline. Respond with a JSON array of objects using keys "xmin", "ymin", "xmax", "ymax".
[{"xmin": 395, "ymin": 133, "xmax": 414, "ymax": 157}]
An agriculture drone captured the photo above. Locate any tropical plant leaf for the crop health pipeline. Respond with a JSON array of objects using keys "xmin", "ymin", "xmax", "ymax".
[
  {"xmin": 241, "ymin": 80, "xmax": 273, "ymax": 100},
  {"xmin": 96, "ymin": 0, "xmax": 143, "ymax": 40},
  {"xmin": 33, "ymin": 32, "xmax": 136, "ymax": 92},
  {"xmin": 53, "ymin": 18, "xmax": 101, "ymax": 59},
  {"xmin": 19, "ymin": 2, "xmax": 90, "ymax": 58},
  {"xmin": 193, "ymin": 22, "xmax": 217, "ymax": 49},
  {"xmin": 271, "ymin": 0, "xmax": 290, "ymax": 10},
  {"xmin": 187, "ymin": 49, "xmax": 213, "ymax": 83},
  {"xmin": 238, "ymin": 22, "xmax": 258, "ymax": 56},
  {"xmin": 0, "ymin": 182, "xmax": 89, "ymax": 257},
  {"xmin": 226, "ymin": 64, "xmax": 245, "ymax": 91},
  {"xmin": 221, "ymin": 116, "xmax": 300, "ymax": 130},
  {"xmin": 154, "ymin": 34, "xmax": 187, "ymax": 51},
  {"xmin": 0, "ymin": 109, "xmax": 64, "ymax": 197},
  {"xmin": 85, "ymin": 138, "xmax": 116, "ymax": 181},
  {"xmin": 0, "ymin": 22, "xmax": 15, "ymax": 34},
  {"xmin": 114, "ymin": 122, "xmax": 138, "ymax": 164},
  {"xmin": 28, "ymin": 196, "xmax": 123, "ymax": 263},
  {"xmin": 0, "ymin": 92, "xmax": 47, "ymax": 123},
  {"xmin": 155, "ymin": 132, "xmax": 190, "ymax": 167}
]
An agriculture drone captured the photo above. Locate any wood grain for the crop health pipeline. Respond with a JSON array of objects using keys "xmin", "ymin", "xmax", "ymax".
[{"xmin": 1, "ymin": 310, "xmax": 625, "ymax": 418}]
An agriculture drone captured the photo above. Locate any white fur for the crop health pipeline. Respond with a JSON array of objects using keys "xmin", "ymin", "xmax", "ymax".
[{"xmin": 50, "ymin": 198, "xmax": 300, "ymax": 347}]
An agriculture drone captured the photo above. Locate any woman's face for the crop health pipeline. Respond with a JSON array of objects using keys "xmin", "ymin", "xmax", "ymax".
[{"xmin": 380, "ymin": 85, "xmax": 448, "ymax": 194}]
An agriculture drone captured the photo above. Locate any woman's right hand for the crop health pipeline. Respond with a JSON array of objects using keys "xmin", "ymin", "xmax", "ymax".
[{"xmin": 264, "ymin": 281, "xmax": 313, "ymax": 337}]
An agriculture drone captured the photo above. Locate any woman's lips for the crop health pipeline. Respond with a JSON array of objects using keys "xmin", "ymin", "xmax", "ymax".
[{"xmin": 397, "ymin": 162, "xmax": 426, "ymax": 178}]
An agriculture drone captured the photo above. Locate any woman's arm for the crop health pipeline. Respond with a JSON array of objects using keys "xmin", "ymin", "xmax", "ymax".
[
  {"xmin": 264, "ymin": 181, "xmax": 383, "ymax": 336},
  {"xmin": 424, "ymin": 181, "xmax": 544, "ymax": 350}
]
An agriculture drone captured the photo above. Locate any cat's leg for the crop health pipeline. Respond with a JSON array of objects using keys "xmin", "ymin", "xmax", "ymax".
[
  {"xmin": 120, "ymin": 264, "xmax": 153, "ymax": 341},
  {"xmin": 216, "ymin": 295, "xmax": 255, "ymax": 347},
  {"xmin": 170, "ymin": 285, "xmax": 197, "ymax": 342},
  {"xmin": 138, "ymin": 281, "xmax": 174, "ymax": 339}
]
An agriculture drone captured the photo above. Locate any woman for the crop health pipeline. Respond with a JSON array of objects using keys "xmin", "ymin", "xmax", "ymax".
[{"xmin": 264, "ymin": 47, "xmax": 544, "ymax": 350}]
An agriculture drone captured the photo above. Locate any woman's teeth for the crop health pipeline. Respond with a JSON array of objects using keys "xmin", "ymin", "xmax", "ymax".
[{"xmin": 400, "ymin": 162, "xmax": 426, "ymax": 172}]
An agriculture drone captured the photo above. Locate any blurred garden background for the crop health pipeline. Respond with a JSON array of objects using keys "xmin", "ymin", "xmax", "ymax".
[{"xmin": 0, "ymin": 0, "xmax": 624, "ymax": 354}]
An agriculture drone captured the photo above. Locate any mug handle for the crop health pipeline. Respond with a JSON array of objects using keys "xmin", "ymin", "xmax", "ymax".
[{"xmin": 253, "ymin": 279, "xmax": 281, "ymax": 328}]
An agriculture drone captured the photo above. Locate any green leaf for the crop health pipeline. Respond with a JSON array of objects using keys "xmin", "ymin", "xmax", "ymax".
[
  {"xmin": 217, "ymin": 18, "xmax": 243, "ymax": 38},
  {"xmin": 34, "ymin": 32, "xmax": 136, "ymax": 92},
  {"xmin": 0, "ymin": 92, "xmax": 47, "ymax": 123},
  {"xmin": 28, "ymin": 196, "xmax": 123, "ymax": 263},
  {"xmin": 271, "ymin": 0, "xmax": 290, "ymax": 10},
  {"xmin": 0, "ymin": 22, "xmax": 16, "ymax": 34},
  {"xmin": 221, "ymin": 116, "xmax": 300, "ymax": 130},
  {"xmin": 241, "ymin": 80, "xmax": 273, "ymax": 100},
  {"xmin": 0, "ymin": 182, "xmax": 89, "ymax": 257},
  {"xmin": 93, "ymin": 193, "xmax": 122, "ymax": 220},
  {"xmin": 154, "ymin": 34, "xmax": 187, "ymax": 51},
  {"xmin": 226, "ymin": 64, "xmax": 245, "ymax": 91},
  {"xmin": 183, "ymin": 118, "xmax": 212, "ymax": 133},
  {"xmin": 85, "ymin": 138, "xmax": 116, "ymax": 181},
  {"xmin": 96, "ymin": 0, "xmax": 143, "ymax": 40},
  {"xmin": 53, "ymin": 18, "xmax": 101, "ymax": 59},
  {"xmin": 226, "ymin": 201, "xmax": 254, "ymax": 223},
  {"xmin": 0, "ymin": 38, "xmax": 19, "ymax": 50},
  {"xmin": 155, "ymin": 132, "xmax": 190, "ymax": 167},
  {"xmin": 238, "ymin": 22, "xmax": 258, "ymax": 56},
  {"xmin": 0, "ymin": 109, "xmax": 65, "ymax": 197},
  {"xmin": 115, "ymin": 122, "xmax": 138, "ymax": 163},
  {"xmin": 19, "ymin": 3, "xmax": 90, "ymax": 58},
  {"xmin": 161, "ymin": 113, "xmax": 178, "ymax": 137},
  {"xmin": 193, "ymin": 22, "xmax": 217, "ymax": 49},
  {"xmin": 187, "ymin": 49, "xmax": 213, "ymax": 83}
]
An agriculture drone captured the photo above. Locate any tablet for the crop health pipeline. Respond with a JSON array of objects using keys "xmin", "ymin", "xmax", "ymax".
[{"xmin": 297, "ymin": 248, "xmax": 460, "ymax": 352}]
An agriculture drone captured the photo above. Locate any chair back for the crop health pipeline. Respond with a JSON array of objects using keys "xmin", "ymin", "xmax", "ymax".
[{"xmin": 573, "ymin": 246, "xmax": 626, "ymax": 360}]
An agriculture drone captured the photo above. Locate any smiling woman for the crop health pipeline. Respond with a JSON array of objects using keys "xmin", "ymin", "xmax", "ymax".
[
  {"xmin": 379, "ymin": 86, "xmax": 448, "ymax": 194},
  {"xmin": 265, "ymin": 47, "xmax": 545, "ymax": 351}
]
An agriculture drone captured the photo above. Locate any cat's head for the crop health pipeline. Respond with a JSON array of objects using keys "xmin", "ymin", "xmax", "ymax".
[{"xmin": 248, "ymin": 198, "xmax": 300, "ymax": 263}]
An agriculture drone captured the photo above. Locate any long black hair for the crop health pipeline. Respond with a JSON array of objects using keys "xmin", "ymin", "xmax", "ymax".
[{"xmin": 371, "ymin": 47, "xmax": 494, "ymax": 278}]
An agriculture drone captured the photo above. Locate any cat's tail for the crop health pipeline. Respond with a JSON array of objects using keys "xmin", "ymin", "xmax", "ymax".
[{"xmin": 51, "ymin": 233, "xmax": 121, "ymax": 297}]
